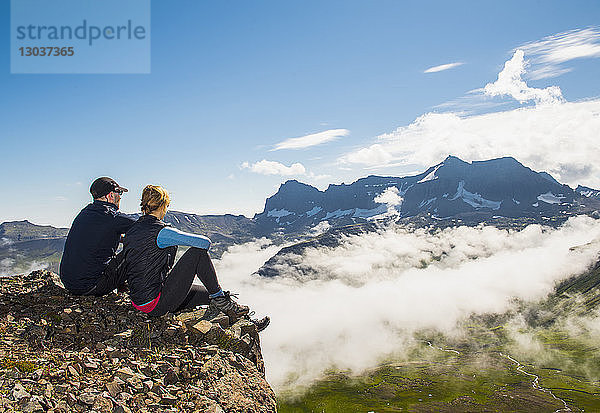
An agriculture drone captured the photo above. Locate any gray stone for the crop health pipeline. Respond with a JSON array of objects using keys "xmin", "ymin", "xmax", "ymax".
[
  {"xmin": 78, "ymin": 392, "xmax": 97, "ymax": 406},
  {"xmin": 105, "ymin": 381, "xmax": 121, "ymax": 398},
  {"xmin": 128, "ymin": 377, "xmax": 143, "ymax": 393},
  {"xmin": 190, "ymin": 320, "xmax": 212, "ymax": 335},
  {"xmin": 163, "ymin": 368, "xmax": 179, "ymax": 385},
  {"xmin": 112, "ymin": 403, "xmax": 132, "ymax": 413},
  {"xmin": 160, "ymin": 393, "xmax": 178, "ymax": 406},
  {"xmin": 115, "ymin": 367, "xmax": 136, "ymax": 381},
  {"xmin": 91, "ymin": 395, "xmax": 113, "ymax": 411},
  {"xmin": 12, "ymin": 382, "xmax": 30, "ymax": 400},
  {"xmin": 84, "ymin": 361, "xmax": 98, "ymax": 370},
  {"xmin": 21, "ymin": 399, "xmax": 44, "ymax": 413},
  {"xmin": 142, "ymin": 380, "xmax": 153, "ymax": 392},
  {"xmin": 176, "ymin": 308, "xmax": 206, "ymax": 324},
  {"xmin": 210, "ymin": 315, "xmax": 230, "ymax": 329},
  {"xmin": 67, "ymin": 365, "xmax": 79, "ymax": 378},
  {"xmin": 204, "ymin": 324, "xmax": 226, "ymax": 343}
]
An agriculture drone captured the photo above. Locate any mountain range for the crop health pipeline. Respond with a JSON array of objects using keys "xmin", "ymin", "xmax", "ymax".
[
  {"xmin": 254, "ymin": 155, "xmax": 600, "ymax": 233},
  {"xmin": 2, "ymin": 155, "xmax": 599, "ymax": 274}
]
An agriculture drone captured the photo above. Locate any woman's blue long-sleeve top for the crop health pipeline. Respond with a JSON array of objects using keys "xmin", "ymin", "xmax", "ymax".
[
  {"xmin": 156, "ymin": 227, "xmax": 212, "ymax": 250},
  {"xmin": 123, "ymin": 217, "xmax": 213, "ymax": 306}
]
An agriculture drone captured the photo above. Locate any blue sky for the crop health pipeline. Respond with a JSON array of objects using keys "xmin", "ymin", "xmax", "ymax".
[{"xmin": 2, "ymin": 1, "xmax": 600, "ymax": 227}]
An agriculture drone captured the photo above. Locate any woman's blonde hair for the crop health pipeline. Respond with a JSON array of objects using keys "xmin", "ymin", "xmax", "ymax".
[{"xmin": 140, "ymin": 185, "xmax": 170, "ymax": 215}]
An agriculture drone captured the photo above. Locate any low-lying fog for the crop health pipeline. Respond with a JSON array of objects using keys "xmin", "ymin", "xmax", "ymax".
[{"xmin": 211, "ymin": 215, "xmax": 600, "ymax": 391}]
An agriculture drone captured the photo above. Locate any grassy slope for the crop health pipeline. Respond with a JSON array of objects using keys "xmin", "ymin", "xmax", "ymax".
[{"xmin": 278, "ymin": 331, "xmax": 600, "ymax": 412}]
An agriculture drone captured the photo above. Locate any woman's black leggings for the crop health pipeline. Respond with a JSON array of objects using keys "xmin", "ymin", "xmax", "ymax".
[{"xmin": 149, "ymin": 247, "xmax": 222, "ymax": 317}]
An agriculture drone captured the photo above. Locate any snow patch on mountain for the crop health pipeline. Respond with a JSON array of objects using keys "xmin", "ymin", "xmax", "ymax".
[
  {"xmin": 417, "ymin": 164, "xmax": 441, "ymax": 184},
  {"xmin": 305, "ymin": 206, "xmax": 322, "ymax": 217},
  {"xmin": 450, "ymin": 181, "xmax": 501, "ymax": 210},
  {"xmin": 419, "ymin": 197, "xmax": 437, "ymax": 209},
  {"xmin": 537, "ymin": 191, "xmax": 565, "ymax": 204},
  {"xmin": 354, "ymin": 205, "xmax": 388, "ymax": 218},
  {"xmin": 324, "ymin": 209, "xmax": 354, "ymax": 220},
  {"xmin": 267, "ymin": 209, "xmax": 295, "ymax": 223},
  {"xmin": 579, "ymin": 190, "xmax": 596, "ymax": 198},
  {"xmin": 322, "ymin": 206, "xmax": 389, "ymax": 220},
  {"xmin": 577, "ymin": 185, "xmax": 600, "ymax": 198}
]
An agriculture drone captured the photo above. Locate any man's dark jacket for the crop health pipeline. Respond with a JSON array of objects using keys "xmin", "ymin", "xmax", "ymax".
[
  {"xmin": 122, "ymin": 215, "xmax": 177, "ymax": 305},
  {"xmin": 59, "ymin": 200, "xmax": 135, "ymax": 293}
]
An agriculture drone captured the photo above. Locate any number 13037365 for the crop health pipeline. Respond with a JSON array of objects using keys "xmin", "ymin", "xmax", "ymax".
[{"xmin": 19, "ymin": 47, "xmax": 74, "ymax": 57}]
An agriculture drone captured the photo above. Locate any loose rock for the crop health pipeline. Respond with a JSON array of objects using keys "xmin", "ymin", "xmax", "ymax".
[{"xmin": 0, "ymin": 270, "xmax": 277, "ymax": 413}]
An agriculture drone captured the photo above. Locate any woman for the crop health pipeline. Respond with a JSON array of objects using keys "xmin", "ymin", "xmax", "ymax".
[{"xmin": 123, "ymin": 185, "xmax": 269, "ymax": 330}]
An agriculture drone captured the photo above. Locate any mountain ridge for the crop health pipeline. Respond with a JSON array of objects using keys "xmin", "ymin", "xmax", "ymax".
[
  {"xmin": 2, "ymin": 155, "xmax": 600, "ymax": 275},
  {"xmin": 254, "ymin": 155, "xmax": 598, "ymax": 233}
]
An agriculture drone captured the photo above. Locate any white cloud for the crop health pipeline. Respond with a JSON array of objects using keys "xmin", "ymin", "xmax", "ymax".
[
  {"xmin": 374, "ymin": 186, "xmax": 403, "ymax": 206},
  {"xmin": 340, "ymin": 48, "xmax": 600, "ymax": 188},
  {"xmin": 340, "ymin": 99, "xmax": 600, "ymax": 188},
  {"xmin": 309, "ymin": 221, "xmax": 331, "ymax": 236},
  {"xmin": 271, "ymin": 129, "xmax": 349, "ymax": 151},
  {"xmin": 484, "ymin": 50, "xmax": 564, "ymax": 105},
  {"xmin": 363, "ymin": 162, "xmax": 415, "ymax": 171},
  {"xmin": 526, "ymin": 65, "xmax": 573, "ymax": 81},
  {"xmin": 0, "ymin": 259, "xmax": 49, "ymax": 277},
  {"xmin": 424, "ymin": 62, "xmax": 464, "ymax": 73},
  {"xmin": 435, "ymin": 29, "xmax": 600, "ymax": 111},
  {"xmin": 433, "ymin": 94, "xmax": 514, "ymax": 115},
  {"xmin": 214, "ymin": 216, "xmax": 600, "ymax": 390},
  {"xmin": 340, "ymin": 143, "xmax": 395, "ymax": 166},
  {"xmin": 241, "ymin": 159, "xmax": 306, "ymax": 176},
  {"xmin": 374, "ymin": 186, "xmax": 403, "ymax": 216},
  {"xmin": 306, "ymin": 171, "xmax": 331, "ymax": 181},
  {"xmin": 519, "ymin": 27, "xmax": 600, "ymax": 79},
  {"xmin": 0, "ymin": 258, "xmax": 15, "ymax": 269}
]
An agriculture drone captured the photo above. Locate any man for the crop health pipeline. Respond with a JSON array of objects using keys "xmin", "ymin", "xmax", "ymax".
[{"xmin": 59, "ymin": 177, "xmax": 136, "ymax": 296}]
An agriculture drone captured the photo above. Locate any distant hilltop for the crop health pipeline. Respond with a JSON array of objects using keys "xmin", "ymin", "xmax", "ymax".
[{"xmin": 0, "ymin": 220, "xmax": 68, "ymax": 243}]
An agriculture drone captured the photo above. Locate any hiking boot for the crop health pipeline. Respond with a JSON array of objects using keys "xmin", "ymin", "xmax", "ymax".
[
  {"xmin": 209, "ymin": 291, "xmax": 249, "ymax": 322},
  {"xmin": 251, "ymin": 315, "xmax": 270, "ymax": 333}
]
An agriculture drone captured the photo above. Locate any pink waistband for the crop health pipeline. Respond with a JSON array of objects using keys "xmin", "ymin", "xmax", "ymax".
[{"xmin": 131, "ymin": 292, "xmax": 161, "ymax": 313}]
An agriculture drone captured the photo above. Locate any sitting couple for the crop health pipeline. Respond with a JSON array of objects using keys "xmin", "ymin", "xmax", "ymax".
[{"xmin": 59, "ymin": 177, "xmax": 268, "ymax": 330}]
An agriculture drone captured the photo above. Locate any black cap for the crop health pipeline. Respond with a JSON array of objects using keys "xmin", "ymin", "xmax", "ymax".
[{"xmin": 90, "ymin": 177, "xmax": 128, "ymax": 199}]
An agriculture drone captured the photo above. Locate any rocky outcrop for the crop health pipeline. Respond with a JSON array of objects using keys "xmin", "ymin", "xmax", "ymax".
[{"xmin": 0, "ymin": 270, "xmax": 276, "ymax": 412}]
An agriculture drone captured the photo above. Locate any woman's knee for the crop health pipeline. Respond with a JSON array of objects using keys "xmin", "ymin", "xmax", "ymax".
[
  {"xmin": 188, "ymin": 247, "xmax": 210, "ymax": 258},
  {"xmin": 189, "ymin": 247, "xmax": 208, "ymax": 253},
  {"xmin": 180, "ymin": 247, "xmax": 208, "ymax": 259}
]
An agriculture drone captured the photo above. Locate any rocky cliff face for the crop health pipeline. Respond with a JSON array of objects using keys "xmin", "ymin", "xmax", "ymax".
[{"xmin": 0, "ymin": 271, "xmax": 276, "ymax": 413}]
